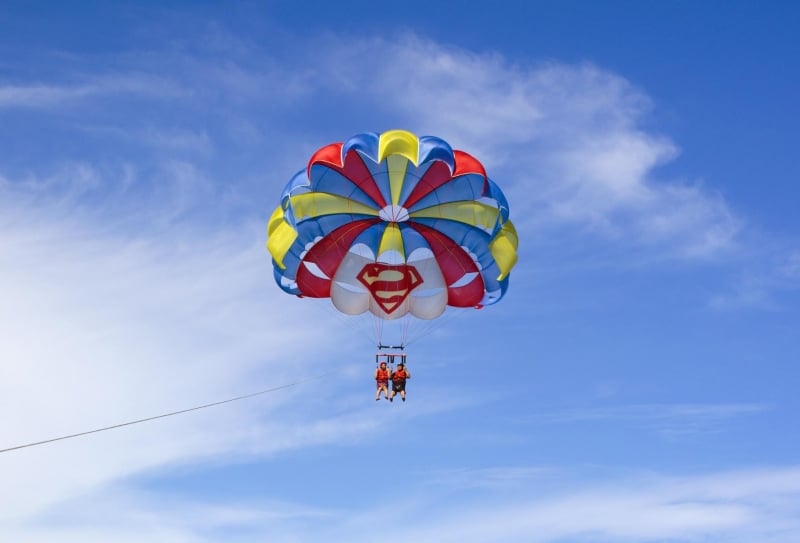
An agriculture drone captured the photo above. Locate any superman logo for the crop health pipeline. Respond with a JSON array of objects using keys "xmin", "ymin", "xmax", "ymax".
[{"xmin": 357, "ymin": 263, "xmax": 423, "ymax": 314}]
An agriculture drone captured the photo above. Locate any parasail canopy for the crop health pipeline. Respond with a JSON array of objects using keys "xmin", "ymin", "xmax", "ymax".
[{"xmin": 267, "ymin": 129, "xmax": 518, "ymax": 322}]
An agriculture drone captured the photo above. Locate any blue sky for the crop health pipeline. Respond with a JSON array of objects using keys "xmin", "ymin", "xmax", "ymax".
[{"xmin": 1, "ymin": 1, "xmax": 799, "ymax": 541}]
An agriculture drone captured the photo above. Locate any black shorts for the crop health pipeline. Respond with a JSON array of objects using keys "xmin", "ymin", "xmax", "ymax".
[{"xmin": 392, "ymin": 381, "xmax": 406, "ymax": 393}]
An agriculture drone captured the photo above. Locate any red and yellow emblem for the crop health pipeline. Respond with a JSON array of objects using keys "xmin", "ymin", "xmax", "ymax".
[{"xmin": 357, "ymin": 263, "xmax": 423, "ymax": 314}]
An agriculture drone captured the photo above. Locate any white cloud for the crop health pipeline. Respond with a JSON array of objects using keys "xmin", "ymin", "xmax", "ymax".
[
  {"xmin": 2, "ymin": 33, "xmax": 742, "ymax": 260},
  {"xmin": 0, "ymin": 165, "xmax": 413, "ymax": 530},
  {"xmin": 301, "ymin": 35, "xmax": 742, "ymax": 259}
]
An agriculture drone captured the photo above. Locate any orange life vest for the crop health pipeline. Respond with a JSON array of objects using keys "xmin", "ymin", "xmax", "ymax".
[
  {"xmin": 392, "ymin": 369, "xmax": 407, "ymax": 382},
  {"xmin": 376, "ymin": 368, "xmax": 390, "ymax": 381}
]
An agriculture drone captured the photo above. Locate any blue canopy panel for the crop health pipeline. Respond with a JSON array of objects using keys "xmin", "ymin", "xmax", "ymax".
[
  {"xmin": 308, "ymin": 164, "xmax": 381, "ymax": 209},
  {"xmin": 406, "ymin": 172, "xmax": 488, "ymax": 211}
]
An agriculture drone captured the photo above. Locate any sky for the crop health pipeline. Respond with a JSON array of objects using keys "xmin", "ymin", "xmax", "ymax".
[{"xmin": 1, "ymin": 1, "xmax": 799, "ymax": 541}]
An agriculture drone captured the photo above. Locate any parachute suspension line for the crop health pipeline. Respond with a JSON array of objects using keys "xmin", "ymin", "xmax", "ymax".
[
  {"xmin": 0, "ymin": 370, "xmax": 335, "ymax": 455},
  {"xmin": 401, "ymin": 314, "xmax": 412, "ymax": 348},
  {"xmin": 297, "ymin": 294, "xmax": 376, "ymax": 349},
  {"xmin": 402, "ymin": 306, "xmax": 471, "ymax": 348},
  {"xmin": 373, "ymin": 316, "xmax": 384, "ymax": 350}
]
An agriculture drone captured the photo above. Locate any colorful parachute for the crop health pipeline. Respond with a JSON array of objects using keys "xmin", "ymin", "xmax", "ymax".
[{"xmin": 267, "ymin": 130, "xmax": 518, "ymax": 323}]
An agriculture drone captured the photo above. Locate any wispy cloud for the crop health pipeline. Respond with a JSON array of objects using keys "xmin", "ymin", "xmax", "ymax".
[
  {"xmin": 420, "ymin": 466, "xmax": 557, "ymax": 490},
  {"xmin": 0, "ymin": 74, "xmax": 185, "ymax": 108},
  {"xmin": 710, "ymin": 247, "xmax": 800, "ymax": 310},
  {"xmin": 528, "ymin": 402, "xmax": 768, "ymax": 437},
  {"xmin": 6, "ymin": 465, "xmax": 800, "ymax": 543}
]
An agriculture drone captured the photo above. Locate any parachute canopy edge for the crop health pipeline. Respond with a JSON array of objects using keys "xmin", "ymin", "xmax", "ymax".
[
  {"xmin": 378, "ymin": 129, "xmax": 421, "ymax": 165},
  {"xmin": 267, "ymin": 205, "xmax": 297, "ymax": 269},
  {"xmin": 306, "ymin": 142, "xmax": 345, "ymax": 179},
  {"xmin": 490, "ymin": 220, "xmax": 519, "ymax": 280}
]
